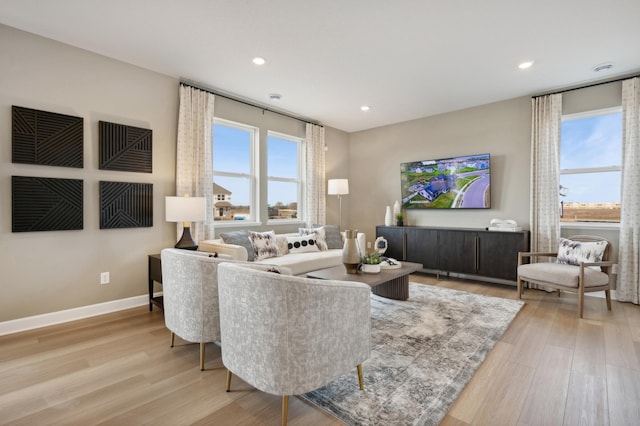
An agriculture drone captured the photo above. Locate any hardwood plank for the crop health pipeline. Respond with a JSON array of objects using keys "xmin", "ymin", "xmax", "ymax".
[
  {"xmin": 563, "ymin": 371, "xmax": 608, "ymax": 426},
  {"xmin": 606, "ymin": 364, "xmax": 640, "ymax": 426},
  {"xmin": 572, "ymin": 321, "xmax": 606, "ymax": 377},
  {"xmin": 518, "ymin": 345, "xmax": 573, "ymax": 425}
]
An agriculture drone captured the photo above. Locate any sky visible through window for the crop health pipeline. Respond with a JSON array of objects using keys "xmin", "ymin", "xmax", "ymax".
[
  {"xmin": 560, "ymin": 112, "xmax": 622, "ymax": 204},
  {"xmin": 213, "ymin": 124, "xmax": 298, "ymax": 206}
]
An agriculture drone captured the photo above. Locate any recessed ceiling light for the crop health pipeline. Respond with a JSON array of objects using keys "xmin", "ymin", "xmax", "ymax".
[
  {"xmin": 269, "ymin": 93, "xmax": 282, "ymax": 101},
  {"xmin": 252, "ymin": 57, "xmax": 266, "ymax": 65},
  {"xmin": 361, "ymin": 105, "xmax": 370, "ymax": 111},
  {"xmin": 518, "ymin": 61, "xmax": 534, "ymax": 70},
  {"xmin": 593, "ymin": 62, "xmax": 614, "ymax": 72}
]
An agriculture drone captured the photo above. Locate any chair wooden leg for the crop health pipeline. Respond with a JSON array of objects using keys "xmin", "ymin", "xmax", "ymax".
[
  {"xmin": 226, "ymin": 370, "xmax": 232, "ymax": 392},
  {"xmin": 200, "ymin": 342, "xmax": 205, "ymax": 371},
  {"xmin": 605, "ymin": 289, "xmax": 612, "ymax": 311},
  {"xmin": 517, "ymin": 278, "xmax": 523, "ymax": 298},
  {"xmin": 170, "ymin": 332, "xmax": 175, "ymax": 347},
  {"xmin": 578, "ymin": 290, "xmax": 584, "ymax": 319},
  {"xmin": 282, "ymin": 395, "xmax": 289, "ymax": 426},
  {"xmin": 357, "ymin": 364, "xmax": 364, "ymax": 390}
]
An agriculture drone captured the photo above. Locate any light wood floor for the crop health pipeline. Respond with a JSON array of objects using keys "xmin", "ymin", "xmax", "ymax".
[{"xmin": 1, "ymin": 274, "xmax": 639, "ymax": 425}]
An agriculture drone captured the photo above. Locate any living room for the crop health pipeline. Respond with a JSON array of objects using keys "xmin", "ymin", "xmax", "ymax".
[{"xmin": 1, "ymin": 1, "xmax": 640, "ymax": 424}]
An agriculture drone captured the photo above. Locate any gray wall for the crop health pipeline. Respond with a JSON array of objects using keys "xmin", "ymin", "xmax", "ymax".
[
  {"xmin": 0, "ymin": 25, "xmax": 348, "ymax": 322},
  {"xmin": 346, "ymin": 97, "xmax": 532, "ymax": 241}
]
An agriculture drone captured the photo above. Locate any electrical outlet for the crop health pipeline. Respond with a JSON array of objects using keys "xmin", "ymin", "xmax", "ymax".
[
  {"xmin": 367, "ymin": 242, "xmax": 372, "ymax": 249},
  {"xmin": 100, "ymin": 272, "xmax": 110, "ymax": 284},
  {"xmin": 612, "ymin": 263, "xmax": 619, "ymax": 275}
]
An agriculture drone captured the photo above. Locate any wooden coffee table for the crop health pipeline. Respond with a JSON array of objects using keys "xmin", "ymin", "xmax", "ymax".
[{"xmin": 307, "ymin": 261, "xmax": 423, "ymax": 300}]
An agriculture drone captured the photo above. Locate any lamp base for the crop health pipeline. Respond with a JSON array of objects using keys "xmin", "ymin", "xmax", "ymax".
[{"xmin": 175, "ymin": 226, "xmax": 198, "ymax": 250}]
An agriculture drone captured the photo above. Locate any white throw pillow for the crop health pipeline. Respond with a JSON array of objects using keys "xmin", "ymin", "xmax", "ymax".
[
  {"xmin": 248, "ymin": 230, "xmax": 281, "ymax": 261},
  {"xmin": 556, "ymin": 238, "xmax": 607, "ymax": 267},
  {"xmin": 299, "ymin": 227, "xmax": 328, "ymax": 251},
  {"xmin": 286, "ymin": 234, "xmax": 320, "ymax": 254}
]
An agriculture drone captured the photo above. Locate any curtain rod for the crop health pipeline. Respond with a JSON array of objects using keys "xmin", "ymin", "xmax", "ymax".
[
  {"xmin": 180, "ymin": 80, "xmax": 322, "ymax": 127},
  {"xmin": 532, "ymin": 72, "xmax": 640, "ymax": 98}
]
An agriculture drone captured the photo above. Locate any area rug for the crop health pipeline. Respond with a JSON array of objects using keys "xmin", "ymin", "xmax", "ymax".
[{"xmin": 301, "ymin": 282, "xmax": 524, "ymax": 426}]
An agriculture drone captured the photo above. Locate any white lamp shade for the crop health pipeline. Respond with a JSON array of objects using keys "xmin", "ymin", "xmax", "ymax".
[
  {"xmin": 165, "ymin": 196, "xmax": 206, "ymax": 222},
  {"xmin": 328, "ymin": 179, "xmax": 349, "ymax": 195}
]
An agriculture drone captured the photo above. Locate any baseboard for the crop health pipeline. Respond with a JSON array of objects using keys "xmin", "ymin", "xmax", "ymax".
[{"xmin": 0, "ymin": 294, "xmax": 153, "ymax": 336}]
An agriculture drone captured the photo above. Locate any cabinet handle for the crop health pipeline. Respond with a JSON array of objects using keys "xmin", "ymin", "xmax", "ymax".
[
  {"xmin": 403, "ymin": 232, "xmax": 407, "ymax": 260},
  {"xmin": 475, "ymin": 236, "xmax": 479, "ymax": 271}
]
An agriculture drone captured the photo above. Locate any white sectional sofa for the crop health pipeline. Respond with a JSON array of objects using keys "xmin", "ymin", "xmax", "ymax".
[{"xmin": 198, "ymin": 228, "xmax": 366, "ymax": 276}]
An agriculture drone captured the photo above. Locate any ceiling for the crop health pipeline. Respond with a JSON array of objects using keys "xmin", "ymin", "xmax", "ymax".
[{"xmin": 1, "ymin": 0, "xmax": 639, "ymax": 133}]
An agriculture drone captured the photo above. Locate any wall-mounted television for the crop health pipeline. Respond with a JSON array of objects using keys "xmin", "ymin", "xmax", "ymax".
[{"xmin": 400, "ymin": 153, "xmax": 491, "ymax": 209}]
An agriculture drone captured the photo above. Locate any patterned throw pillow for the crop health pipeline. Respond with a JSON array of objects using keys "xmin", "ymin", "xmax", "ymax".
[
  {"xmin": 286, "ymin": 234, "xmax": 320, "ymax": 254},
  {"xmin": 556, "ymin": 238, "xmax": 607, "ymax": 267},
  {"xmin": 220, "ymin": 230, "xmax": 255, "ymax": 261},
  {"xmin": 248, "ymin": 231, "xmax": 281, "ymax": 261},
  {"xmin": 313, "ymin": 224, "xmax": 343, "ymax": 249},
  {"xmin": 299, "ymin": 227, "xmax": 328, "ymax": 251}
]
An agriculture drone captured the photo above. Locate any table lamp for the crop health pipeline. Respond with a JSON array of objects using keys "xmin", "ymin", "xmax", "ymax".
[
  {"xmin": 165, "ymin": 194, "xmax": 206, "ymax": 250},
  {"xmin": 327, "ymin": 179, "xmax": 349, "ymax": 230}
]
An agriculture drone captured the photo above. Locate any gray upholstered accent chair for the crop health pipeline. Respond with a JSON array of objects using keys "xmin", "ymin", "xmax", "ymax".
[
  {"xmin": 217, "ymin": 262, "xmax": 371, "ymax": 426},
  {"xmin": 517, "ymin": 235, "xmax": 613, "ymax": 318},
  {"xmin": 160, "ymin": 248, "xmax": 231, "ymax": 370}
]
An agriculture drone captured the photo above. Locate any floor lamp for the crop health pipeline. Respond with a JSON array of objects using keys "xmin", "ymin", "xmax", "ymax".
[
  {"xmin": 327, "ymin": 179, "xmax": 349, "ymax": 230},
  {"xmin": 165, "ymin": 195, "xmax": 206, "ymax": 250}
]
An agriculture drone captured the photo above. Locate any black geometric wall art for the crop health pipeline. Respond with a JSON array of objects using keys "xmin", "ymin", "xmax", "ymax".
[
  {"xmin": 12, "ymin": 176, "xmax": 83, "ymax": 232},
  {"xmin": 99, "ymin": 121, "xmax": 152, "ymax": 173},
  {"xmin": 100, "ymin": 181, "xmax": 153, "ymax": 229},
  {"xmin": 12, "ymin": 106, "xmax": 84, "ymax": 168}
]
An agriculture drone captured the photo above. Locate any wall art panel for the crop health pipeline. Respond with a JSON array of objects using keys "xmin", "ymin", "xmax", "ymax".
[
  {"xmin": 12, "ymin": 176, "xmax": 84, "ymax": 232},
  {"xmin": 12, "ymin": 106, "xmax": 84, "ymax": 168},
  {"xmin": 99, "ymin": 121, "xmax": 152, "ymax": 173},
  {"xmin": 100, "ymin": 181, "xmax": 153, "ymax": 229}
]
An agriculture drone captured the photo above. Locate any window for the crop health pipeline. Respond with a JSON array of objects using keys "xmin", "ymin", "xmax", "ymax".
[
  {"xmin": 560, "ymin": 107, "xmax": 622, "ymax": 223},
  {"xmin": 267, "ymin": 132, "xmax": 302, "ymax": 220},
  {"xmin": 212, "ymin": 119, "xmax": 257, "ymax": 222}
]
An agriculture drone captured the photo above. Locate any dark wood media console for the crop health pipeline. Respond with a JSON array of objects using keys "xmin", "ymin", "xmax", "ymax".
[{"xmin": 376, "ymin": 225, "xmax": 530, "ymax": 284}]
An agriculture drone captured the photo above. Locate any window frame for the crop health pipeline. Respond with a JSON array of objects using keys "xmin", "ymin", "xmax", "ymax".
[
  {"xmin": 266, "ymin": 130, "xmax": 304, "ymax": 224},
  {"xmin": 212, "ymin": 118, "xmax": 259, "ymax": 226},
  {"xmin": 559, "ymin": 106, "xmax": 622, "ymax": 228}
]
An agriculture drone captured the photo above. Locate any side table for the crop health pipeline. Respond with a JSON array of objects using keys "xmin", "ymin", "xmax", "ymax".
[{"xmin": 148, "ymin": 254, "xmax": 163, "ymax": 311}]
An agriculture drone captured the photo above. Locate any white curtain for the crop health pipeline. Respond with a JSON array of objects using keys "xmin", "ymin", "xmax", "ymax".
[
  {"xmin": 529, "ymin": 94, "xmax": 562, "ymax": 288},
  {"xmin": 617, "ymin": 78, "xmax": 640, "ymax": 304},
  {"xmin": 303, "ymin": 123, "xmax": 326, "ymax": 226},
  {"xmin": 175, "ymin": 84, "xmax": 215, "ymax": 243}
]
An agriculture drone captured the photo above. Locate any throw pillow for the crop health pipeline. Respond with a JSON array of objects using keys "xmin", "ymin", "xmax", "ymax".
[
  {"xmin": 556, "ymin": 237, "xmax": 607, "ymax": 267},
  {"xmin": 286, "ymin": 234, "xmax": 320, "ymax": 254},
  {"xmin": 248, "ymin": 230, "xmax": 281, "ymax": 261},
  {"xmin": 220, "ymin": 230, "xmax": 255, "ymax": 261},
  {"xmin": 299, "ymin": 227, "xmax": 328, "ymax": 251},
  {"xmin": 314, "ymin": 224, "xmax": 343, "ymax": 249}
]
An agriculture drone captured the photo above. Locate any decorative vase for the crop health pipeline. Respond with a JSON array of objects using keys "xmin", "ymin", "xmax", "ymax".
[
  {"xmin": 384, "ymin": 206, "xmax": 393, "ymax": 226},
  {"xmin": 393, "ymin": 200, "xmax": 401, "ymax": 218},
  {"xmin": 342, "ymin": 229, "xmax": 361, "ymax": 274},
  {"xmin": 396, "ymin": 220, "xmax": 404, "ymax": 226}
]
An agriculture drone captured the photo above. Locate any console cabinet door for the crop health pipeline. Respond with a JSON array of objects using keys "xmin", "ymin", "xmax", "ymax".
[
  {"xmin": 437, "ymin": 230, "xmax": 476, "ymax": 274},
  {"xmin": 476, "ymin": 231, "xmax": 528, "ymax": 281},
  {"xmin": 375, "ymin": 226, "xmax": 405, "ymax": 260},
  {"xmin": 405, "ymin": 228, "xmax": 438, "ymax": 269}
]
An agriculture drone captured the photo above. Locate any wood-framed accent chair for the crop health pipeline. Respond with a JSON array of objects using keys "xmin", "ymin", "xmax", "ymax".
[
  {"xmin": 160, "ymin": 248, "xmax": 231, "ymax": 370},
  {"xmin": 217, "ymin": 262, "xmax": 371, "ymax": 426},
  {"xmin": 517, "ymin": 235, "xmax": 613, "ymax": 318}
]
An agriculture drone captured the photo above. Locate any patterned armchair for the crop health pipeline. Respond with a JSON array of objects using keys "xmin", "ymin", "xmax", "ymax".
[
  {"xmin": 160, "ymin": 248, "xmax": 231, "ymax": 370},
  {"xmin": 217, "ymin": 262, "xmax": 371, "ymax": 426}
]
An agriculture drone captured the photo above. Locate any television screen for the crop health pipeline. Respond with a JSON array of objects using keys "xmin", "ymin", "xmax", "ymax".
[{"xmin": 401, "ymin": 153, "xmax": 491, "ymax": 209}]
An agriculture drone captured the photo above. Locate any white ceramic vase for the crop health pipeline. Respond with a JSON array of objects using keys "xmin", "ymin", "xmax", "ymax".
[{"xmin": 384, "ymin": 206, "xmax": 393, "ymax": 226}]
